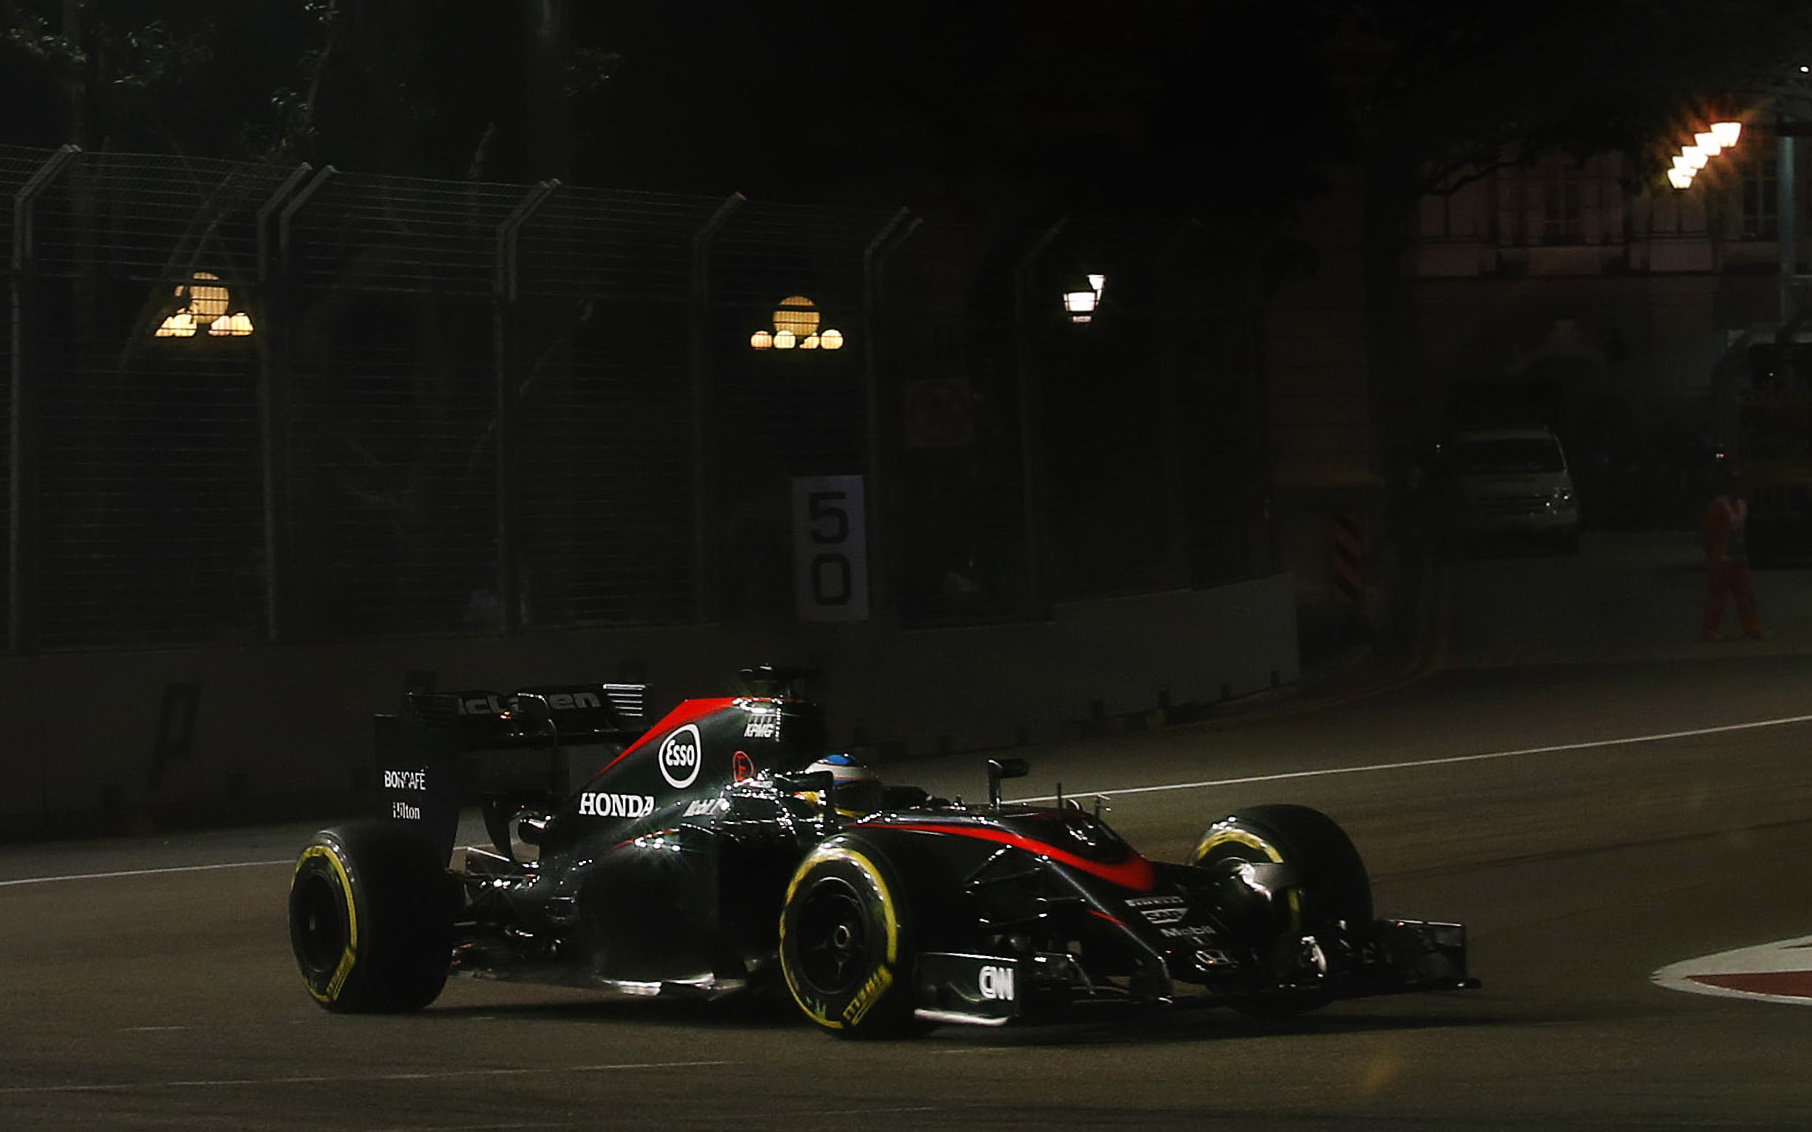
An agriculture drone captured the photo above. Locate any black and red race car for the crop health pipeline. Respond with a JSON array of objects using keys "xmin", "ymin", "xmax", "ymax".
[{"xmin": 288, "ymin": 669, "xmax": 1477, "ymax": 1035}]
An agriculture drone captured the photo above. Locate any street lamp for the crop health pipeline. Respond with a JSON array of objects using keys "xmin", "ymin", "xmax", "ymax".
[
  {"xmin": 1667, "ymin": 121, "xmax": 1746, "ymax": 191},
  {"xmin": 1062, "ymin": 273, "xmax": 1106, "ymax": 324},
  {"xmin": 154, "ymin": 272, "xmax": 254, "ymax": 338},
  {"xmin": 749, "ymin": 294, "xmax": 845, "ymax": 351}
]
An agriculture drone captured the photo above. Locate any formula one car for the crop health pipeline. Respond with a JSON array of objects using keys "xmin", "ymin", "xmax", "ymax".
[{"xmin": 288, "ymin": 669, "xmax": 1477, "ymax": 1035}]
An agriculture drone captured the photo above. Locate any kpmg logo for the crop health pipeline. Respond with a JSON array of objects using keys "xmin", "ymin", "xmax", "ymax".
[{"xmin": 658, "ymin": 724, "xmax": 703, "ymax": 789}]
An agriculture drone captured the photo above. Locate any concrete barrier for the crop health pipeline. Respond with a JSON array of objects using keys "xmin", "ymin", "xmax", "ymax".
[{"xmin": 0, "ymin": 574, "xmax": 1296, "ymax": 827}]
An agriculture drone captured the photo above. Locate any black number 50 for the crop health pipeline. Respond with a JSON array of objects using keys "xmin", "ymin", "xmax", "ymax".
[
  {"xmin": 807, "ymin": 492, "xmax": 852, "ymax": 604},
  {"xmin": 811, "ymin": 553, "xmax": 851, "ymax": 605},
  {"xmin": 806, "ymin": 491, "xmax": 849, "ymax": 544}
]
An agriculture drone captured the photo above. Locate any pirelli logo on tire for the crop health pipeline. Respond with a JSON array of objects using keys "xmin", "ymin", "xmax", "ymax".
[{"xmin": 842, "ymin": 963, "xmax": 895, "ymax": 1027}]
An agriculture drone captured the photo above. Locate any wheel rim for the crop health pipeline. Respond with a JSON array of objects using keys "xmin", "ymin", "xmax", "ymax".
[
  {"xmin": 793, "ymin": 877, "xmax": 870, "ymax": 995},
  {"xmin": 292, "ymin": 871, "xmax": 347, "ymax": 977},
  {"xmin": 1198, "ymin": 836, "xmax": 1307, "ymax": 937}
]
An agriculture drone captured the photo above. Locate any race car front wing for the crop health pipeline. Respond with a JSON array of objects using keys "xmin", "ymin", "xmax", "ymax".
[{"xmin": 910, "ymin": 918, "xmax": 1479, "ymax": 1027}]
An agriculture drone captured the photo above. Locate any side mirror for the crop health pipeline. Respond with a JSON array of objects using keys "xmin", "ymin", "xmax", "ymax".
[{"xmin": 986, "ymin": 757, "xmax": 1029, "ymax": 808}]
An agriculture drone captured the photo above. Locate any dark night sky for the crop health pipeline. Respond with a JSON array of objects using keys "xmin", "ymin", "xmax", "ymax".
[
  {"xmin": 570, "ymin": 1, "xmax": 1343, "ymax": 218},
  {"xmin": 2, "ymin": 2, "xmax": 1808, "ymax": 224},
  {"xmin": 0, "ymin": 1, "xmax": 1347, "ymax": 224}
]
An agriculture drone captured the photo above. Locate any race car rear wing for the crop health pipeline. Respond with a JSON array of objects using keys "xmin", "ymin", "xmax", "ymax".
[
  {"xmin": 374, "ymin": 683, "xmax": 648, "ymax": 856},
  {"xmin": 413, "ymin": 683, "xmax": 648, "ymax": 748}
]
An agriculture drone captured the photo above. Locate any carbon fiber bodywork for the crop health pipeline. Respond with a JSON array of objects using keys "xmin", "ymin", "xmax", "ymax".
[{"xmin": 344, "ymin": 673, "xmax": 1477, "ymax": 1029}]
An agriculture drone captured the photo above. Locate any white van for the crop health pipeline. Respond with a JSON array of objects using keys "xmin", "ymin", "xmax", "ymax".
[{"xmin": 1450, "ymin": 427, "xmax": 1580, "ymax": 552}]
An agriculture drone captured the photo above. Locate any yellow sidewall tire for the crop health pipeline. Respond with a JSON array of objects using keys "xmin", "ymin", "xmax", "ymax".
[
  {"xmin": 288, "ymin": 822, "xmax": 455, "ymax": 1014},
  {"xmin": 778, "ymin": 842, "xmax": 919, "ymax": 1038}
]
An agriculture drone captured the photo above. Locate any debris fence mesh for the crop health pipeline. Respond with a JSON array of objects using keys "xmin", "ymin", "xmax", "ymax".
[{"xmin": 3, "ymin": 146, "xmax": 1267, "ymax": 652}]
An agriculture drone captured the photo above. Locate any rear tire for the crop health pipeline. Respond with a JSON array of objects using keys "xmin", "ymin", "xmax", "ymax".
[
  {"xmin": 779, "ymin": 839, "xmax": 922, "ymax": 1037},
  {"xmin": 1193, "ymin": 804, "xmax": 1373, "ymax": 1017},
  {"xmin": 289, "ymin": 821, "xmax": 457, "ymax": 1013}
]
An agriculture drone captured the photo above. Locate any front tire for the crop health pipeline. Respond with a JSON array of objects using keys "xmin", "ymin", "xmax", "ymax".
[
  {"xmin": 289, "ymin": 821, "xmax": 457, "ymax": 1013},
  {"xmin": 1193, "ymin": 804, "xmax": 1373, "ymax": 1016},
  {"xmin": 778, "ymin": 839, "xmax": 920, "ymax": 1037}
]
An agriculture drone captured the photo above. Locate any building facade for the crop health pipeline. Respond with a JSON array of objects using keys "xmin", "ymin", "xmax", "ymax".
[{"xmin": 1410, "ymin": 127, "xmax": 1800, "ymax": 489}]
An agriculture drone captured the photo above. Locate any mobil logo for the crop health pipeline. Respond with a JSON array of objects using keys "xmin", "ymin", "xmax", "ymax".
[{"xmin": 657, "ymin": 723, "xmax": 704, "ymax": 789}]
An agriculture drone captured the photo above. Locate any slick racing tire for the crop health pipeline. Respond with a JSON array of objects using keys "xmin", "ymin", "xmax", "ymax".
[
  {"xmin": 289, "ymin": 821, "xmax": 458, "ymax": 1013},
  {"xmin": 1193, "ymin": 804, "xmax": 1373, "ymax": 1017},
  {"xmin": 779, "ymin": 839, "xmax": 922, "ymax": 1038}
]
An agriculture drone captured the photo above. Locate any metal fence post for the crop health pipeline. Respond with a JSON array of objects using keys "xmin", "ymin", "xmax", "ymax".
[
  {"xmin": 271, "ymin": 166, "xmax": 338, "ymax": 640},
  {"xmin": 254, "ymin": 163, "xmax": 314, "ymax": 643},
  {"xmin": 1158, "ymin": 220, "xmax": 1202, "ymax": 589},
  {"xmin": 689, "ymin": 193, "xmax": 744, "ymax": 622},
  {"xmin": 493, "ymin": 179, "xmax": 561, "ymax": 635},
  {"xmin": 861, "ymin": 208, "xmax": 919, "ymax": 618},
  {"xmin": 9, "ymin": 144, "xmax": 79, "ymax": 655},
  {"xmin": 1014, "ymin": 218, "xmax": 1065, "ymax": 620}
]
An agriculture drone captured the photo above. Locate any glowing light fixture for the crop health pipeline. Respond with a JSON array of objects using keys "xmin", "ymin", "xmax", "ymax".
[
  {"xmin": 749, "ymin": 294, "xmax": 844, "ymax": 352},
  {"xmin": 155, "ymin": 271, "xmax": 254, "ymax": 339},
  {"xmin": 1664, "ymin": 116, "xmax": 1750, "ymax": 191},
  {"xmin": 773, "ymin": 295, "xmax": 818, "ymax": 338},
  {"xmin": 1063, "ymin": 273, "xmax": 1106, "ymax": 324},
  {"xmin": 154, "ymin": 312, "xmax": 197, "ymax": 338}
]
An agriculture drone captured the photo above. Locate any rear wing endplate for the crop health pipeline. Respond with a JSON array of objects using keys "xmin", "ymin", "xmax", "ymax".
[{"xmin": 374, "ymin": 682, "xmax": 648, "ymax": 857}]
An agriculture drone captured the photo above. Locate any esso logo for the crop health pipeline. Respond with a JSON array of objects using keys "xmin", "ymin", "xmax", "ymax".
[{"xmin": 657, "ymin": 724, "xmax": 703, "ymax": 789}]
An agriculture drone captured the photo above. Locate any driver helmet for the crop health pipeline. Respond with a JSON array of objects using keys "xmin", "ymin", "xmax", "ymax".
[{"xmin": 799, "ymin": 752, "xmax": 885, "ymax": 817}]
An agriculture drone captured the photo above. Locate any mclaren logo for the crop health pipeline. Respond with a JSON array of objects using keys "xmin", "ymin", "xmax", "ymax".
[
  {"xmin": 458, "ymin": 691, "xmax": 602, "ymax": 715},
  {"xmin": 658, "ymin": 724, "xmax": 704, "ymax": 789}
]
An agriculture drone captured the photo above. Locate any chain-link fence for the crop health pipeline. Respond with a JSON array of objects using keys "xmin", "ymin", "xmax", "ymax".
[{"xmin": 5, "ymin": 145, "xmax": 1272, "ymax": 653}]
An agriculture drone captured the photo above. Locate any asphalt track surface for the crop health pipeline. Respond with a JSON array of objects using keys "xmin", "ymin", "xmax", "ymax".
[{"xmin": 8, "ymin": 538, "xmax": 1812, "ymax": 1129}]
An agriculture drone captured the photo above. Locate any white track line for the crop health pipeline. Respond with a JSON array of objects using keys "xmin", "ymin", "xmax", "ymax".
[
  {"xmin": 0, "ymin": 1060, "xmax": 737, "ymax": 1095},
  {"xmin": 0, "ymin": 858, "xmax": 290, "ymax": 888},
  {"xmin": 1014, "ymin": 712, "xmax": 1812, "ymax": 803},
  {"xmin": 11, "ymin": 714, "xmax": 1812, "ymax": 886}
]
